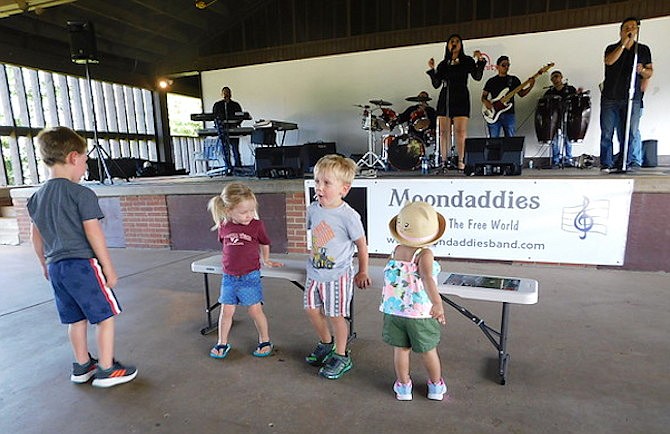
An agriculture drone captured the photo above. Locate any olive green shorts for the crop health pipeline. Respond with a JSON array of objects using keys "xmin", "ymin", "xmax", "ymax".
[{"xmin": 382, "ymin": 313, "xmax": 441, "ymax": 353}]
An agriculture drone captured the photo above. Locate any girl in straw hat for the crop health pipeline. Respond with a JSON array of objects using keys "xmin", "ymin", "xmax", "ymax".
[{"xmin": 381, "ymin": 201, "xmax": 447, "ymax": 401}]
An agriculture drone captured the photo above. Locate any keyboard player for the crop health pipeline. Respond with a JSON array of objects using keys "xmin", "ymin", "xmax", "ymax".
[{"xmin": 212, "ymin": 86, "xmax": 244, "ymax": 173}]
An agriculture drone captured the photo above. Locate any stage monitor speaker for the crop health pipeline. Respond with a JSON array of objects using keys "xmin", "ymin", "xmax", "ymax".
[
  {"xmin": 67, "ymin": 21, "xmax": 98, "ymax": 64},
  {"xmin": 464, "ymin": 136, "xmax": 524, "ymax": 176},
  {"xmin": 300, "ymin": 142, "xmax": 336, "ymax": 173},
  {"xmin": 255, "ymin": 146, "xmax": 303, "ymax": 178}
]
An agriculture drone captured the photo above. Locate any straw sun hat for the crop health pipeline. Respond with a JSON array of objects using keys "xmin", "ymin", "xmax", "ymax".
[{"xmin": 389, "ymin": 201, "xmax": 446, "ymax": 248}]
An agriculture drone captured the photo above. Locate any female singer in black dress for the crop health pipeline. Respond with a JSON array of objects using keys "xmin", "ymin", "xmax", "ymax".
[{"xmin": 427, "ymin": 34, "xmax": 486, "ymax": 170}]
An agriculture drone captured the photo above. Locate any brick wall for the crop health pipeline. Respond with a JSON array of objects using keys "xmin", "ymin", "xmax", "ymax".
[
  {"xmin": 285, "ymin": 192, "xmax": 307, "ymax": 253},
  {"xmin": 119, "ymin": 195, "xmax": 171, "ymax": 248}
]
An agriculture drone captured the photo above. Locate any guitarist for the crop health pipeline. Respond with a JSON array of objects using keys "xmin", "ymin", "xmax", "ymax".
[{"xmin": 481, "ymin": 56, "xmax": 535, "ymax": 138}]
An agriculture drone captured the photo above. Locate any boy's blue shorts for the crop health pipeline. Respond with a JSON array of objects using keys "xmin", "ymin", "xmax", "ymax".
[
  {"xmin": 219, "ymin": 270, "xmax": 263, "ymax": 306},
  {"xmin": 48, "ymin": 258, "xmax": 122, "ymax": 325}
]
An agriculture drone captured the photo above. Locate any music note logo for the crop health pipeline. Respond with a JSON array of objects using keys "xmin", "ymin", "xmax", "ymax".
[
  {"xmin": 561, "ymin": 196, "xmax": 609, "ymax": 239},
  {"xmin": 574, "ymin": 197, "xmax": 594, "ymax": 239}
]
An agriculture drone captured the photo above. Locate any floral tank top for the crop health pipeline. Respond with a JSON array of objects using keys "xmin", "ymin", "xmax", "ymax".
[{"xmin": 380, "ymin": 248, "xmax": 441, "ymax": 319}]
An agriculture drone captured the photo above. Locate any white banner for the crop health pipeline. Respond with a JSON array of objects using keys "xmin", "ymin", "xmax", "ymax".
[{"xmin": 305, "ymin": 178, "xmax": 634, "ymax": 266}]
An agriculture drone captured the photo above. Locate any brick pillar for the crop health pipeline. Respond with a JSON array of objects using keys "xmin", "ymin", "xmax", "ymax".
[
  {"xmin": 285, "ymin": 192, "xmax": 307, "ymax": 253},
  {"xmin": 13, "ymin": 197, "xmax": 31, "ymax": 244}
]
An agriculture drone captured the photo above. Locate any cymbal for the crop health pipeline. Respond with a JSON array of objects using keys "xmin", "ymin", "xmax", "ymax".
[
  {"xmin": 405, "ymin": 95, "xmax": 432, "ymax": 102},
  {"xmin": 353, "ymin": 104, "xmax": 370, "ymax": 108},
  {"xmin": 369, "ymin": 99, "xmax": 392, "ymax": 106}
]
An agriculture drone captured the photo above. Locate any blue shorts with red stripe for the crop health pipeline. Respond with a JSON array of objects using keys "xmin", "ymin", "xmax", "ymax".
[{"xmin": 48, "ymin": 258, "xmax": 122, "ymax": 325}]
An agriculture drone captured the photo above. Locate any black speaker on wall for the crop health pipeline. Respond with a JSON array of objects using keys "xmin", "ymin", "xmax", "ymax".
[
  {"xmin": 464, "ymin": 137, "xmax": 524, "ymax": 176},
  {"xmin": 300, "ymin": 142, "xmax": 336, "ymax": 173},
  {"xmin": 67, "ymin": 21, "xmax": 98, "ymax": 64}
]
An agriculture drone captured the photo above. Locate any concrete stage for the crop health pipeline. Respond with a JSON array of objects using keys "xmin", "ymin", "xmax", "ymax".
[
  {"xmin": 1, "ymin": 244, "xmax": 668, "ymax": 433},
  {"xmin": 9, "ymin": 163, "xmax": 670, "ymax": 272}
]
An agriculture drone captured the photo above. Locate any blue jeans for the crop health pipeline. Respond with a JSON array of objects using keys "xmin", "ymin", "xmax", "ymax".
[
  {"xmin": 599, "ymin": 99, "xmax": 641, "ymax": 168},
  {"xmin": 487, "ymin": 112, "xmax": 516, "ymax": 138},
  {"xmin": 551, "ymin": 133, "xmax": 573, "ymax": 166}
]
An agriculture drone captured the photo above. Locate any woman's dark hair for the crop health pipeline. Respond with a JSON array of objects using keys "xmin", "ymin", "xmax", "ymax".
[{"xmin": 444, "ymin": 33, "xmax": 467, "ymax": 62}]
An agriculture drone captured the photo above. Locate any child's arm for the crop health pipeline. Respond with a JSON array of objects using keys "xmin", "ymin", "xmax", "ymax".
[
  {"xmin": 418, "ymin": 249, "xmax": 446, "ymax": 325},
  {"xmin": 30, "ymin": 223, "xmax": 49, "ymax": 280},
  {"xmin": 83, "ymin": 218, "xmax": 118, "ymax": 288},
  {"xmin": 353, "ymin": 236, "xmax": 371, "ymax": 288},
  {"xmin": 260, "ymin": 244, "xmax": 283, "ymax": 268}
]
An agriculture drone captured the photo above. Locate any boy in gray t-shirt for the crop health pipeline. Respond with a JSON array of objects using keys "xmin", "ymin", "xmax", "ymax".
[
  {"xmin": 27, "ymin": 126, "xmax": 137, "ymax": 388},
  {"xmin": 304, "ymin": 155, "xmax": 371, "ymax": 380}
]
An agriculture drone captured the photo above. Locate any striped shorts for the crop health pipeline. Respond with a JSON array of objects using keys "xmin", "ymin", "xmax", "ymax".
[
  {"xmin": 303, "ymin": 267, "xmax": 353, "ymax": 318},
  {"xmin": 48, "ymin": 258, "xmax": 122, "ymax": 325}
]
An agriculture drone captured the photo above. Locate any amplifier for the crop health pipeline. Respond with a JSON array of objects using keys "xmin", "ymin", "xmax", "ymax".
[
  {"xmin": 300, "ymin": 142, "xmax": 336, "ymax": 173},
  {"xmin": 464, "ymin": 137, "xmax": 524, "ymax": 176}
]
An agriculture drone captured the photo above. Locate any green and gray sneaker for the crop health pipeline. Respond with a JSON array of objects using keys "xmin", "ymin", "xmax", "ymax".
[
  {"xmin": 305, "ymin": 340, "xmax": 334, "ymax": 366},
  {"xmin": 318, "ymin": 352, "xmax": 352, "ymax": 380}
]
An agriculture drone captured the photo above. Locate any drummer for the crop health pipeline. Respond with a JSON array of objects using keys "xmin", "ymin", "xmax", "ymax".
[
  {"xmin": 544, "ymin": 70, "xmax": 580, "ymax": 168},
  {"xmin": 392, "ymin": 91, "xmax": 437, "ymax": 137}
]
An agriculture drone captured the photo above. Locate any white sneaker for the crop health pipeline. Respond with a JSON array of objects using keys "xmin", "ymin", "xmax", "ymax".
[
  {"xmin": 427, "ymin": 378, "xmax": 447, "ymax": 401},
  {"xmin": 393, "ymin": 380, "xmax": 412, "ymax": 401}
]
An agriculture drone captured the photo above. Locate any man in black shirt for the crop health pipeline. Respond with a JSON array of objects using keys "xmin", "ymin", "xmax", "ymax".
[
  {"xmin": 212, "ymin": 86, "xmax": 244, "ymax": 173},
  {"xmin": 544, "ymin": 70, "xmax": 578, "ymax": 167},
  {"xmin": 599, "ymin": 17, "xmax": 653, "ymax": 173}
]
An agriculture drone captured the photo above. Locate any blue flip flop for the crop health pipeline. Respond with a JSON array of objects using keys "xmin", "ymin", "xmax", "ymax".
[
  {"xmin": 210, "ymin": 344, "xmax": 231, "ymax": 359},
  {"xmin": 252, "ymin": 341, "xmax": 274, "ymax": 357}
]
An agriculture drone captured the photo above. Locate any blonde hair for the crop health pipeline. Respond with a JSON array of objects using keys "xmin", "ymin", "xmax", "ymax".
[
  {"xmin": 313, "ymin": 154, "xmax": 358, "ymax": 185},
  {"xmin": 207, "ymin": 182, "xmax": 257, "ymax": 229},
  {"xmin": 36, "ymin": 126, "xmax": 88, "ymax": 166}
]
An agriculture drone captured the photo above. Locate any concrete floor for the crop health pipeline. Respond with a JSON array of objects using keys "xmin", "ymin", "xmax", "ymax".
[{"xmin": 1, "ymin": 244, "xmax": 668, "ymax": 434}]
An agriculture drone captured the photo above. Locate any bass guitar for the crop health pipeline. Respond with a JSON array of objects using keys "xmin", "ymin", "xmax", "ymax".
[{"xmin": 482, "ymin": 62, "xmax": 554, "ymax": 124}]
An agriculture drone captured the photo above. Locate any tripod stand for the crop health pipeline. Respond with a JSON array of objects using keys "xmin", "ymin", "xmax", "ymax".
[
  {"xmin": 356, "ymin": 106, "xmax": 387, "ymax": 172},
  {"xmin": 82, "ymin": 60, "xmax": 119, "ymax": 184}
]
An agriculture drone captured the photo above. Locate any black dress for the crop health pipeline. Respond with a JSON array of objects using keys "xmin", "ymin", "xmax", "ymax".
[{"xmin": 427, "ymin": 55, "xmax": 486, "ymax": 117}]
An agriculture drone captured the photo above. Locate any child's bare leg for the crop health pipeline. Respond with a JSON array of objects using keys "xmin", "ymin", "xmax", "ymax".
[
  {"xmin": 420, "ymin": 348, "xmax": 442, "ymax": 383},
  {"xmin": 306, "ymin": 307, "xmax": 332, "ymax": 343},
  {"xmin": 330, "ymin": 316, "xmax": 349, "ymax": 355},
  {"xmin": 394, "ymin": 347, "xmax": 412, "ymax": 384},
  {"xmin": 68, "ymin": 319, "xmax": 90, "ymax": 364},
  {"xmin": 216, "ymin": 304, "xmax": 236, "ymax": 346},
  {"xmin": 248, "ymin": 303, "xmax": 270, "ymax": 350},
  {"xmin": 95, "ymin": 316, "xmax": 115, "ymax": 369}
]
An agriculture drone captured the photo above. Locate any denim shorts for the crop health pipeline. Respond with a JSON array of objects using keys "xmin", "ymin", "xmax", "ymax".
[
  {"xmin": 382, "ymin": 313, "xmax": 440, "ymax": 353},
  {"xmin": 219, "ymin": 270, "xmax": 263, "ymax": 306},
  {"xmin": 48, "ymin": 258, "xmax": 122, "ymax": 325}
]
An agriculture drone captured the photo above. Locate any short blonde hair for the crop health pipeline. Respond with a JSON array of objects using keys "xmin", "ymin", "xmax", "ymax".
[
  {"xmin": 313, "ymin": 154, "xmax": 358, "ymax": 185},
  {"xmin": 36, "ymin": 126, "xmax": 87, "ymax": 166},
  {"xmin": 207, "ymin": 182, "xmax": 257, "ymax": 229}
]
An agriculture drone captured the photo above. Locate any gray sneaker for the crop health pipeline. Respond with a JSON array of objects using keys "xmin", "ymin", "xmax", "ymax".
[
  {"xmin": 318, "ymin": 352, "xmax": 352, "ymax": 380},
  {"xmin": 71, "ymin": 354, "xmax": 98, "ymax": 383},
  {"xmin": 305, "ymin": 340, "xmax": 334, "ymax": 366}
]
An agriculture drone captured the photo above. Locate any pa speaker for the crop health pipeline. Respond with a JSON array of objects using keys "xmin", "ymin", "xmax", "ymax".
[
  {"xmin": 300, "ymin": 142, "xmax": 336, "ymax": 173},
  {"xmin": 255, "ymin": 146, "xmax": 303, "ymax": 178},
  {"xmin": 67, "ymin": 21, "xmax": 98, "ymax": 64},
  {"xmin": 464, "ymin": 137, "xmax": 524, "ymax": 176}
]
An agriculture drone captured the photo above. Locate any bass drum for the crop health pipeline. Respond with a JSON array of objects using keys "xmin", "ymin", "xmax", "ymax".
[
  {"xmin": 566, "ymin": 94, "xmax": 591, "ymax": 142},
  {"xmin": 534, "ymin": 95, "xmax": 562, "ymax": 143},
  {"xmin": 385, "ymin": 134, "xmax": 425, "ymax": 170}
]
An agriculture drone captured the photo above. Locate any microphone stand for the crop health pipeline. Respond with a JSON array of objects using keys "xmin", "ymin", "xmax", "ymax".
[{"xmin": 619, "ymin": 28, "xmax": 640, "ymax": 172}]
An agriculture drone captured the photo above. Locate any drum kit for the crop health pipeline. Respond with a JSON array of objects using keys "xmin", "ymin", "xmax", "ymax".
[
  {"xmin": 355, "ymin": 95, "xmax": 436, "ymax": 172},
  {"xmin": 534, "ymin": 91, "xmax": 591, "ymax": 167}
]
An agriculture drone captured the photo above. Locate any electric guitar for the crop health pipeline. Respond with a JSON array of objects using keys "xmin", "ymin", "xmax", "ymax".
[{"xmin": 482, "ymin": 62, "xmax": 554, "ymax": 124}]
